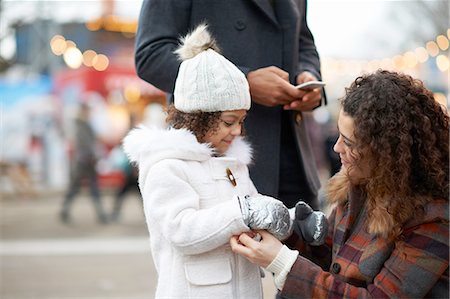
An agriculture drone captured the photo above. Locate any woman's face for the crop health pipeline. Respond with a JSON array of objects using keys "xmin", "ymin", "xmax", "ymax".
[
  {"xmin": 203, "ymin": 109, "xmax": 247, "ymax": 155},
  {"xmin": 334, "ymin": 108, "xmax": 370, "ymax": 181}
]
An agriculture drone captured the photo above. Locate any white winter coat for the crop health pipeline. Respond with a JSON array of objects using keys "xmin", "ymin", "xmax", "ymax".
[{"xmin": 123, "ymin": 126, "xmax": 263, "ymax": 299}]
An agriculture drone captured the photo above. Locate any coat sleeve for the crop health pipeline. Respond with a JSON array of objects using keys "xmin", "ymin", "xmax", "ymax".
[
  {"xmin": 141, "ymin": 160, "xmax": 250, "ymax": 255},
  {"xmin": 134, "ymin": 0, "xmax": 192, "ymax": 93},
  {"xmin": 281, "ymin": 219, "xmax": 449, "ymax": 298},
  {"xmin": 296, "ymin": 0, "xmax": 321, "ymax": 81}
]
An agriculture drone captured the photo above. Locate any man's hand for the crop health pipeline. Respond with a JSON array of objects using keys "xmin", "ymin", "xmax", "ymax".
[
  {"xmin": 247, "ymin": 66, "xmax": 306, "ymax": 107},
  {"xmin": 283, "ymin": 71, "xmax": 322, "ymax": 111}
]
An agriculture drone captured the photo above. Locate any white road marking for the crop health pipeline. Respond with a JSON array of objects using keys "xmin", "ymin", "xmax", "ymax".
[{"xmin": 0, "ymin": 237, "xmax": 150, "ymax": 256}]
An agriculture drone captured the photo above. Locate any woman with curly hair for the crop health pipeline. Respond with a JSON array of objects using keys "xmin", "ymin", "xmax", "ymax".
[{"xmin": 231, "ymin": 70, "xmax": 449, "ymax": 298}]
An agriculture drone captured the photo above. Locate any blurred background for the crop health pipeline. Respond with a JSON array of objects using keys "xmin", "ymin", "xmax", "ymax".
[{"xmin": 0, "ymin": 0, "xmax": 448, "ymax": 298}]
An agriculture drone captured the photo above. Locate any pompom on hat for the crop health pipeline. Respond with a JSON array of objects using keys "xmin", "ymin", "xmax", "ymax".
[{"xmin": 173, "ymin": 24, "xmax": 251, "ymax": 113}]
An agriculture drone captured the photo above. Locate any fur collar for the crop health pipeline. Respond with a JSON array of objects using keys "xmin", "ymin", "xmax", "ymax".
[{"xmin": 122, "ymin": 125, "xmax": 253, "ymax": 167}]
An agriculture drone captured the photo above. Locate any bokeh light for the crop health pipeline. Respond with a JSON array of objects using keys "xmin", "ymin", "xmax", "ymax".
[
  {"xmin": 414, "ymin": 47, "xmax": 429, "ymax": 63},
  {"xmin": 436, "ymin": 55, "xmax": 449, "ymax": 72},
  {"xmin": 50, "ymin": 35, "xmax": 66, "ymax": 56},
  {"xmin": 63, "ymin": 47, "xmax": 83, "ymax": 69},
  {"xmin": 82, "ymin": 50, "xmax": 97, "ymax": 67},
  {"xmin": 92, "ymin": 54, "xmax": 109, "ymax": 71},
  {"xmin": 64, "ymin": 40, "xmax": 77, "ymax": 51},
  {"xmin": 403, "ymin": 51, "xmax": 418, "ymax": 69},
  {"xmin": 436, "ymin": 35, "xmax": 449, "ymax": 51},
  {"xmin": 124, "ymin": 84, "xmax": 141, "ymax": 103},
  {"xmin": 426, "ymin": 41, "xmax": 440, "ymax": 57}
]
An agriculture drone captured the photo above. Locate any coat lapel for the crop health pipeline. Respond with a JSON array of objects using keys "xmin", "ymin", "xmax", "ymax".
[
  {"xmin": 273, "ymin": 0, "xmax": 299, "ymax": 29},
  {"xmin": 249, "ymin": 0, "xmax": 279, "ymax": 26},
  {"xmin": 334, "ymin": 187, "xmax": 366, "ymax": 248}
]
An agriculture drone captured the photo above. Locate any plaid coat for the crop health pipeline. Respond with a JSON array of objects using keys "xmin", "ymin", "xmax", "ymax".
[{"xmin": 281, "ymin": 188, "xmax": 449, "ymax": 298}]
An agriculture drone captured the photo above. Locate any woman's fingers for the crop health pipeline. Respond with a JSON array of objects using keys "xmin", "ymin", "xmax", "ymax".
[
  {"xmin": 230, "ymin": 235, "xmax": 253, "ymax": 257},
  {"xmin": 231, "ymin": 230, "xmax": 281, "ymax": 268}
]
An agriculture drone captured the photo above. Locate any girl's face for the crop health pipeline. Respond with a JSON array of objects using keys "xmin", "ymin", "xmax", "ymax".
[
  {"xmin": 333, "ymin": 108, "xmax": 370, "ymax": 182},
  {"xmin": 204, "ymin": 109, "xmax": 247, "ymax": 155}
]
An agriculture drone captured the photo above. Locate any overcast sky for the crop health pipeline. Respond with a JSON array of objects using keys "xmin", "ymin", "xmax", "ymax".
[{"xmin": 309, "ymin": 1, "xmax": 403, "ymax": 59}]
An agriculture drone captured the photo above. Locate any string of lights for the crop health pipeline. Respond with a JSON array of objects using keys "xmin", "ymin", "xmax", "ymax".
[
  {"xmin": 50, "ymin": 35, "xmax": 110, "ymax": 71},
  {"xmin": 323, "ymin": 29, "xmax": 450, "ymax": 74}
]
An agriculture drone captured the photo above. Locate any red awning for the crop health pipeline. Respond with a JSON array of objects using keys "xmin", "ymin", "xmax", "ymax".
[{"xmin": 54, "ymin": 65, "xmax": 165, "ymax": 98}]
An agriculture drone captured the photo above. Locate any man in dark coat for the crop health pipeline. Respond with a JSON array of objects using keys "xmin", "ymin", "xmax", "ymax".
[{"xmin": 134, "ymin": 0, "xmax": 324, "ymax": 209}]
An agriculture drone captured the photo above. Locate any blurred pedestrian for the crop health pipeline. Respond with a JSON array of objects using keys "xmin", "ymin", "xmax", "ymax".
[
  {"xmin": 134, "ymin": 0, "xmax": 325, "ymax": 210},
  {"xmin": 109, "ymin": 145, "xmax": 139, "ymax": 223},
  {"xmin": 123, "ymin": 25, "xmax": 303, "ymax": 299},
  {"xmin": 61, "ymin": 103, "xmax": 108, "ymax": 224},
  {"xmin": 230, "ymin": 70, "xmax": 449, "ymax": 298},
  {"xmin": 110, "ymin": 114, "xmax": 140, "ymax": 223}
]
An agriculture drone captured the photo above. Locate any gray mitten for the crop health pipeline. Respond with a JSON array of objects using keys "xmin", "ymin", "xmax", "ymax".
[
  {"xmin": 238, "ymin": 195, "xmax": 292, "ymax": 240},
  {"xmin": 293, "ymin": 201, "xmax": 328, "ymax": 246}
]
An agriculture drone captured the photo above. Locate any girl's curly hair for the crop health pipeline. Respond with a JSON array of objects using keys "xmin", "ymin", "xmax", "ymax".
[
  {"xmin": 339, "ymin": 70, "xmax": 449, "ymax": 238},
  {"xmin": 166, "ymin": 105, "xmax": 221, "ymax": 142}
]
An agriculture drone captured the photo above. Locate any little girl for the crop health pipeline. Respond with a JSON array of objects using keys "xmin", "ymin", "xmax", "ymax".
[{"xmin": 123, "ymin": 24, "xmax": 323, "ymax": 299}]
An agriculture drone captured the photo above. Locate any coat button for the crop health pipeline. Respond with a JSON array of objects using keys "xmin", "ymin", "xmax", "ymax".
[
  {"xmin": 331, "ymin": 262, "xmax": 341, "ymax": 274},
  {"xmin": 295, "ymin": 112, "xmax": 302, "ymax": 124},
  {"xmin": 234, "ymin": 19, "xmax": 246, "ymax": 31}
]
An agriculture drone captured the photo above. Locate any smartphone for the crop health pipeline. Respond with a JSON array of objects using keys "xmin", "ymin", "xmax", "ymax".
[{"xmin": 295, "ymin": 80, "xmax": 326, "ymax": 90}]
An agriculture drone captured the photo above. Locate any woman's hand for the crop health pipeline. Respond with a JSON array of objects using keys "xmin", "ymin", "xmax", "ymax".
[{"xmin": 230, "ymin": 230, "xmax": 283, "ymax": 268}]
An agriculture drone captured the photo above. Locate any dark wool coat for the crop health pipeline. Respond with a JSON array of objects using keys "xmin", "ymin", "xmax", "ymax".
[
  {"xmin": 282, "ymin": 188, "xmax": 449, "ymax": 298},
  {"xmin": 134, "ymin": 0, "xmax": 322, "ymax": 206}
]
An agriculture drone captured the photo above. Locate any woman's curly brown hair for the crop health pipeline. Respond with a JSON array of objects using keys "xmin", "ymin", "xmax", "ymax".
[
  {"xmin": 166, "ymin": 105, "xmax": 221, "ymax": 142},
  {"xmin": 335, "ymin": 70, "xmax": 449, "ymax": 238}
]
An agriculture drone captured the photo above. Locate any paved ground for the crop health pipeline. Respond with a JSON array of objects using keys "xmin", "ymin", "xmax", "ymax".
[{"xmin": 0, "ymin": 190, "xmax": 277, "ymax": 299}]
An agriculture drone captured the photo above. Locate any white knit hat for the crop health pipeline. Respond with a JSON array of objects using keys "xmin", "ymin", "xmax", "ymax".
[{"xmin": 173, "ymin": 24, "xmax": 251, "ymax": 113}]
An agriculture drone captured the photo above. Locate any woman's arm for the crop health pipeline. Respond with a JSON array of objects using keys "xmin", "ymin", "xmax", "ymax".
[
  {"xmin": 232, "ymin": 219, "xmax": 449, "ymax": 298},
  {"xmin": 282, "ymin": 221, "xmax": 448, "ymax": 299}
]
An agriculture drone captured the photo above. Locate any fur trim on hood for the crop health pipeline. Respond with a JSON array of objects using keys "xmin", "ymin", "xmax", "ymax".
[{"xmin": 122, "ymin": 125, "xmax": 253, "ymax": 168}]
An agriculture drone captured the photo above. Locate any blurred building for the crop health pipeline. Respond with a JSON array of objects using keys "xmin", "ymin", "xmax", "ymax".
[{"xmin": 1, "ymin": 15, "xmax": 166, "ymax": 196}]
